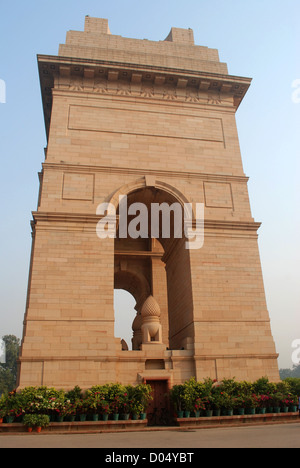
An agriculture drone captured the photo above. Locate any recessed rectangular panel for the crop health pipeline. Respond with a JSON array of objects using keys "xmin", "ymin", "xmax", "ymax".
[
  {"xmin": 62, "ymin": 172, "xmax": 95, "ymax": 201},
  {"xmin": 68, "ymin": 104, "xmax": 224, "ymax": 144},
  {"xmin": 204, "ymin": 181, "xmax": 233, "ymax": 208}
]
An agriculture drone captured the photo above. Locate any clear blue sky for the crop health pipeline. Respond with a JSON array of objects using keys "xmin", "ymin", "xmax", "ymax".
[{"xmin": 0, "ymin": 0, "xmax": 299, "ymax": 369}]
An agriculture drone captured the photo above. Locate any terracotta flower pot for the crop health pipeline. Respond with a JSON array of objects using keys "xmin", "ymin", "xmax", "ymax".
[
  {"xmin": 36, "ymin": 427, "xmax": 42, "ymax": 433},
  {"xmin": 27, "ymin": 427, "xmax": 33, "ymax": 433}
]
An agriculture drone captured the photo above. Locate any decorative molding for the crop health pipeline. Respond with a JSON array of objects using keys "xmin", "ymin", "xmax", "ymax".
[
  {"xmin": 31, "ymin": 211, "xmax": 260, "ymax": 234},
  {"xmin": 55, "ymin": 76, "xmax": 234, "ymax": 108},
  {"xmin": 38, "ymin": 54, "xmax": 251, "ymax": 140},
  {"xmin": 195, "ymin": 354, "xmax": 280, "ymax": 361},
  {"xmin": 42, "ymin": 162, "xmax": 249, "ymax": 184}
]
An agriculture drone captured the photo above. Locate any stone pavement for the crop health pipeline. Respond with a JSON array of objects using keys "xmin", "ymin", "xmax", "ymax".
[{"xmin": 1, "ymin": 423, "xmax": 300, "ymax": 448}]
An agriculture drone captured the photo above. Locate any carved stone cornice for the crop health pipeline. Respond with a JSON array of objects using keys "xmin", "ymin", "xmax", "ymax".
[{"xmin": 38, "ymin": 54, "xmax": 251, "ymax": 140}]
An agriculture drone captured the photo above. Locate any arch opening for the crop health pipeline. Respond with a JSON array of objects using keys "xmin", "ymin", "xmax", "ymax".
[
  {"xmin": 114, "ymin": 289, "xmax": 137, "ymax": 351},
  {"xmin": 113, "ymin": 184, "xmax": 195, "ymax": 351}
]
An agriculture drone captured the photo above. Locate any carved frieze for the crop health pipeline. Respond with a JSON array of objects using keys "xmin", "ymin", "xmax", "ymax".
[
  {"xmin": 54, "ymin": 72, "xmax": 234, "ymax": 107},
  {"xmin": 39, "ymin": 57, "xmax": 251, "ymax": 138}
]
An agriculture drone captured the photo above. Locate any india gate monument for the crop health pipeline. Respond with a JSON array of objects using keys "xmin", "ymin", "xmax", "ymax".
[{"xmin": 17, "ymin": 17, "xmax": 280, "ymax": 390}]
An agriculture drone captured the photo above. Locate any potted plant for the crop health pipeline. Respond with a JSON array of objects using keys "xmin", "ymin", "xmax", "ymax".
[
  {"xmin": 54, "ymin": 400, "xmax": 72, "ymax": 422},
  {"xmin": 202, "ymin": 397, "xmax": 213, "ymax": 417},
  {"xmin": 270, "ymin": 392, "xmax": 283, "ymax": 413},
  {"xmin": 23, "ymin": 414, "xmax": 50, "ymax": 433},
  {"xmin": 170, "ymin": 385, "xmax": 185, "ymax": 418},
  {"xmin": 111, "ymin": 395, "xmax": 121, "ymax": 421},
  {"xmin": 287, "ymin": 395, "xmax": 298, "ymax": 413},
  {"xmin": 182, "ymin": 391, "xmax": 194, "ymax": 418},
  {"xmin": 5, "ymin": 408, "xmax": 21, "ymax": 424},
  {"xmin": 76, "ymin": 398, "xmax": 89, "ymax": 422},
  {"xmin": 4, "ymin": 390, "xmax": 24, "ymax": 423},
  {"xmin": 182, "ymin": 378, "xmax": 202, "ymax": 418},
  {"xmin": 119, "ymin": 391, "xmax": 130, "ymax": 420},
  {"xmin": 280, "ymin": 394, "xmax": 295, "ymax": 413},
  {"xmin": 218, "ymin": 392, "xmax": 234, "ymax": 416},
  {"xmin": 98, "ymin": 400, "xmax": 110, "ymax": 421},
  {"xmin": 193, "ymin": 398, "xmax": 205, "ymax": 418},
  {"xmin": 210, "ymin": 393, "xmax": 222, "ymax": 416},
  {"xmin": 86, "ymin": 392, "xmax": 100, "ymax": 421},
  {"xmin": 131, "ymin": 402, "xmax": 143, "ymax": 420},
  {"xmin": 244, "ymin": 394, "xmax": 259, "ymax": 415},
  {"xmin": 67, "ymin": 402, "xmax": 77, "ymax": 422},
  {"xmin": 64, "ymin": 386, "xmax": 83, "ymax": 421},
  {"xmin": 34, "ymin": 414, "xmax": 50, "ymax": 433},
  {"xmin": 233, "ymin": 396, "xmax": 246, "ymax": 416},
  {"xmin": 102, "ymin": 383, "xmax": 126, "ymax": 420},
  {"xmin": 23, "ymin": 414, "xmax": 37, "ymax": 432},
  {"xmin": 133, "ymin": 384, "xmax": 153, "ymax": 420},
  {"xmin": 0, "ymin": 400, "xmax": 6, "ymax": 424},
  {"xmin": 255, "ymin": 394, "xmax": 270, "ymax": 414}
]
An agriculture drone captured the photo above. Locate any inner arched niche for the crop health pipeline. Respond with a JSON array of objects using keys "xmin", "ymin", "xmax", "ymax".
[{"xmin": 114, "ymin": 184, "xmax": 195, "ymax": 351}]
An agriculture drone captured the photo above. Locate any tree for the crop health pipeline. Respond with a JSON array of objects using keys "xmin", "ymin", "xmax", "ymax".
[
  {"xmin": 280, "ymin": 364, "xmax": 300, "ymax": 380},
  {"xmin": 291, "ymin": 365, "xmax": 300, "ymax": 378},
  {"xmin": 0, "ymin": 335, "xmax": 20, "ymax": 395}
]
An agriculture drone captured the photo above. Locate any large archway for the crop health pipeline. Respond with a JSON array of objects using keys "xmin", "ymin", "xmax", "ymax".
[{"xmin": 113, "ymin": 180, "xmax": 195, "ymax": 351}]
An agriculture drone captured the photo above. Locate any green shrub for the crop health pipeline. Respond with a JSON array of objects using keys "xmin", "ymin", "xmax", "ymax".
[
  {"xmin": 1, "ymin": 376, "xmax": 298, "ymax": 420},
  {"xmin": 65, "ymin": 386, "xmax": 83, "ymax": 403},
  {"xmin": 35, "ymin": 414, "xmax": 50, "ymax": 428},
  {"xmin": 283, "ymin": 378, "xmax": 300, "ymax": 396},
  {"xmin": 132, "ymin": 384, "xmax": 153, "ymax": 413},
  {"xmin": 253, "ymin": 377, "xmax": 275, "ymax": 395},
  {"xmin": 170, "ymin": 385, "xmax": 185, "ymax": 412},
  {"xmin": 23, "ymin": 414, "xmax": 50, "ymax": 428},
  {"xmin": 23, "ymin": 414, "xmax": 37, "ymax": 428}
]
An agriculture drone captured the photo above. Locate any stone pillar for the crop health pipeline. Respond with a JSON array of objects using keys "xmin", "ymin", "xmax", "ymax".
[{"xmin": 132, "ymin": 313, "xmax": 143, "ymax": 350}]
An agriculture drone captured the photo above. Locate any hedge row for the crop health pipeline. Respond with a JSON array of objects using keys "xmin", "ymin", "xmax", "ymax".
[
  {"xmin": 0, "ymin": 383, "xmax": 153, "ymax": 423},
  {"xmin": 169, "ymin": 377, "xmax": 299, "ymax": 414}
]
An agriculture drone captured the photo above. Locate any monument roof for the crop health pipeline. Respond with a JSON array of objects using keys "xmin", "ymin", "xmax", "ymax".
[{"xmin": 37, "ymin": 17, "xmax": 252, "ymax": 139}]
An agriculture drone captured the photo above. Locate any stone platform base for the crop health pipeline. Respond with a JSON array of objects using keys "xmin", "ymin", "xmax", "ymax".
[
  {"xmin": 175, "ymin": 412, "xmax": 300, "ymax": 429},
  {"xmin": 0, "ymin": 419, "xmax": 148, "ymax": 434},
  {"xmin": 1, "ymin": 413, "xmax": 299, "ymax": 434}
]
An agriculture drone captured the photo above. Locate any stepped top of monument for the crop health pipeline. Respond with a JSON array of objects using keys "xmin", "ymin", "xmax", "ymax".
[
  {"xmin": 58, "ymin": 16, "xmax": 228, "ymax": 75},
  {"xmin": 38, "ymin": 17, "xmax": 252, "ymax": 139}
]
